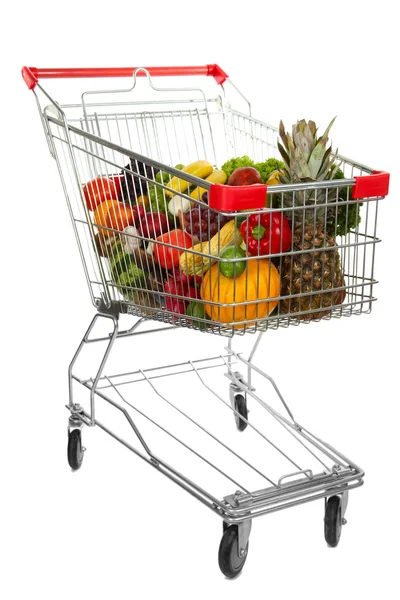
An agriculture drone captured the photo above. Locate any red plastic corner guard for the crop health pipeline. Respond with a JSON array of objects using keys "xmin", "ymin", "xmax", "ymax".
[
  {"xmin": 352, "ymin": 170, "xmax": 390, "ymax": 199},
  {"xmin": 21, "ymin": 66, "xmax": 38, "ymax": 90},
  {"xmin": 208, "ymin": 184, "xmax": 267, "ymax": 212},
  {"xmin": 207, "ymin": 64, "xmax": 228, "ymax": 85}
]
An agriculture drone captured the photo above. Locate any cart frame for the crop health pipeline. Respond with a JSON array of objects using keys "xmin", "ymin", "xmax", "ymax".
[{"xmin": 24, "ymin": 64, "xmax": 387, "ymax": 577}]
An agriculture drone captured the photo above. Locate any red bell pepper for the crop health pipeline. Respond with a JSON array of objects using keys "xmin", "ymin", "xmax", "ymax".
[
  {"xmin": 154, "ymin": 229, "xmax": 192, "ymax": 270},
  {"xmin": 240, "ymin": 212, "xmax": 292, "ymax": 256}
]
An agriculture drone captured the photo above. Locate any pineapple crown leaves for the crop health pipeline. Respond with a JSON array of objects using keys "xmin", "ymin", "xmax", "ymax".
[{"xmin": 278, "ymin": 117, "xmax": 340, "ymax": 184}]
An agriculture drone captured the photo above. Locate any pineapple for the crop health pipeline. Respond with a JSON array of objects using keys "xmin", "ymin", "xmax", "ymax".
[{"xmin": 277, "ymin": 118, "xmax": 346, "ymax": 320}]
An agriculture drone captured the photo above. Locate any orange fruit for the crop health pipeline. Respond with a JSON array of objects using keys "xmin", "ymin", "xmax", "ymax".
[
  {"xmin": 106, "ymin": 203, "xmax": 134, "ymax": 231},
  {"xmin": 93, "ymin": 200, "xmax": 121, "ymax": 237}
]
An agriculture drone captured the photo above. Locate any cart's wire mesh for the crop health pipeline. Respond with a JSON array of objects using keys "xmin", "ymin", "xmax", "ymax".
[{"xmin": 44, "ymin": 88, "xmax": 382, "ymax": 337}]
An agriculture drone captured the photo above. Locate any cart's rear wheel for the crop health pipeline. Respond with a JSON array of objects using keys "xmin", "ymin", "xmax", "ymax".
[
  {"xmin": 218, "ymin": 526, "xmax": 249, "ymax": 579},
  {"xmin": 234, "ymin": 394, "xmax": 248, "ymax": 432},
  {"xmin": 68, "ymin": 429, "xmax": 84, "ymax": 471},
  {"xmin": 324, "ymin": 495, "xmax": 342, "ymax": 547}
]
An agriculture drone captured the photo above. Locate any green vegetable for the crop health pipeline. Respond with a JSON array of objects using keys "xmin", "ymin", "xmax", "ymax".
[
  {"xmin": 186, "ymin": 301, "xmax": 210, "ymax": 330},
  {"xmin": 108, "ymin": 240, "xmax": 146, "ymax": 299},
  {"xmin": 109, "ymin": 243, "xmax": 134, "ymax": 279},
  {"xmin": 326, "ymin": 167, "xmax": 362, "ymax": 237},
  {"xmin": 116, "ymin": 265, "xmax": 146, "ymax": 300},
  {"xmin": 148, "ymin": 183, "xmax": 169, "ymax": 214},
  {"xmin": 221, "ymin": 156, "xmax": 285, "ymax": 183},
  {"xmin": 221, "ymin": 156, "xmax": 255, "ymax": 180},
  {"xmin": 254, "ymin": 158, "xmax": 285, "ymax": 183},
  {"xmin": 149, "ymin": 165, "xmax": 185, "ymax": 214},
  {"xmin": 219, "ymin": 245, "xmax": 246, "ymax": 279},
  {"xmin": 155, "ymin": 170, "xmax": 172, "ymax": 184}
]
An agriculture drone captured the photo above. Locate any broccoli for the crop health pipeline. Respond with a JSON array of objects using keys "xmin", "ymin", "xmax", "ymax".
[{"xmin": 117, "ymin": 265, "xmax": 146, "ymax": 301}]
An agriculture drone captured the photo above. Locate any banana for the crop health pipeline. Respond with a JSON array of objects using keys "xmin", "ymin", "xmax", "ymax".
[
  {"xmin": 266, "ymin": 170, "xmax": 283, "ymax": 185},
  {"xmin": 165, "ymin": 160, "xmax": 213, "ymax": 198},
  {"xmin": 190, "ymin": 169, "xmax": 227, "ymax": 200}
]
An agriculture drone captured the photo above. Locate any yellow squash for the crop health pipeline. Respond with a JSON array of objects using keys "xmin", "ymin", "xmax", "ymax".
[{"xmin": 201, "ymin": 259, "xmax": 280, "ymax": 325}]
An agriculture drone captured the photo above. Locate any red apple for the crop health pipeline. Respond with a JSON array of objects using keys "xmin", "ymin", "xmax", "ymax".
[{"xmin": 228, "ymin": 167, "xmax": 262, "ymax": 186}]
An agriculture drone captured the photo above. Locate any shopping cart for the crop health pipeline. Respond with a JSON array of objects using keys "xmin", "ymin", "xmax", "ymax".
[{"xmin": 23, "ymin": 65, "xmax": 389, "ymax": 578}]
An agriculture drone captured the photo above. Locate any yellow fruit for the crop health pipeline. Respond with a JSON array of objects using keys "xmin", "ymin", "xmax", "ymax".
[
  {"xmin": 165, "ymin": 160, "xmax": 213, "ymax": 197},
  {"xmin": 266, "ymin": 170, "xmax": 283, "ymax": 186},
  {"xmin": 137, "ymin": 194, "xmax": 149, "ymax": 208},
  {"xmin": 201, "ymin": 259, "xmax": 280, "ymax": 325},
  {"xmin": 190, "ymin": 169, "xmax": 227, "ymax": 200}
]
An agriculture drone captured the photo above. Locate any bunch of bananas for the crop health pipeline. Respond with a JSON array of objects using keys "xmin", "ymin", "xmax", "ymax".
[{"xmin": 165, "ymin": 160, "xmax": 227, "ymax": 199}]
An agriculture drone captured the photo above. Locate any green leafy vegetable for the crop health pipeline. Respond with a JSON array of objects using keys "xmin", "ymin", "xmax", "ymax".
[
  {"xmin": 326, "ymin": 167, "xmax": 362, "ymax": 237},
  {"xmin": 220, "ymin": 156, "xmax": 255, "ymax": 179},
  {"xmin": 254, "ymin": 158, "xmax": 285, "ymax": 183}
]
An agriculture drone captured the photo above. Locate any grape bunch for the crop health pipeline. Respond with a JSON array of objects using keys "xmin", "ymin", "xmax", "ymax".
[{"xmin": 184, "ymin": 204, "xmax": 227, "ymax": 241}]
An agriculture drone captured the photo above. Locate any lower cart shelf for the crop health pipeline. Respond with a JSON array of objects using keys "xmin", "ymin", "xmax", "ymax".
[{"xmin": 67, "ymin": 316, "xmax": 364, "ymax": 577}]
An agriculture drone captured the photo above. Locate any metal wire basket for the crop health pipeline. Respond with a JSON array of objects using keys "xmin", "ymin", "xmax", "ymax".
[{"xmin": 23, "ymin": 65, "xmax": 389, "ymax": 337}]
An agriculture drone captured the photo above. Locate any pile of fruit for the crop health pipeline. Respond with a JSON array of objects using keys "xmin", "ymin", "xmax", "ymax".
[{"xmin": 83, "ymin": 118, "xmax": 359, "ymax": 327}]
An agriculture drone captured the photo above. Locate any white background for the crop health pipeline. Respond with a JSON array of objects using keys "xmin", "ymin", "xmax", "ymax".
[{"xmin": 2, "ymin": 1, "xmax": 399, "ymax": 598}]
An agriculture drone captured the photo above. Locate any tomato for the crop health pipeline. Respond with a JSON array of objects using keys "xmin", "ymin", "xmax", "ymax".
[
  {"xmin": 83, "ymin": 177, "xmax": 119, "ymax": 211},
  {"xmin": 154, "ymin": 229, "xmax": 192, "ymax": 270}
]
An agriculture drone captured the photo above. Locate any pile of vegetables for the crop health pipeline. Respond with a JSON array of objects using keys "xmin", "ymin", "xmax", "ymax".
[{"xmin": 83, "ymin": 151, "xmax": 360, "ymax": 329}]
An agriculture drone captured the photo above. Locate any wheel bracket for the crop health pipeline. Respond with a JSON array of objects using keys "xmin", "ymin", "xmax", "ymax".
[{"xmin": 237, "ymin": 519, "xmax": 252, "ymax": 558}]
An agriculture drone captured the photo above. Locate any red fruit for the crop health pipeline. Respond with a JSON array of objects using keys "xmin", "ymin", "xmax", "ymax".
[
  {"xmin": 154, "ymin": 229, "xmax": 192, "ymax": 270},
  {"xmin": 180, "ymin": 272, "xmax": 201, "ymax": 287},
  {"xmin": 140, "ymin": 213, "xmax": 169, "ymax": 239},
  {"xmin": 132, "ymin": 205, "xmax": 146, "ymax": 224},
  {"xmin": 83, "ymin": 177, "xmax": 120, "ymax": 211},
  {"xmin": 228, "ymin": 167, "xmax": 262, "ymax": 186},
  {"xmin": 164, "ymin": 278, "xmax": 184, "ymax": 297},
  {"xmin": 166, "ymin": 297, "xmax": 186, "ymax": 316},
  {"xmin": 187, "ymin": 287, "xmax": 199, "ymax": 300}
]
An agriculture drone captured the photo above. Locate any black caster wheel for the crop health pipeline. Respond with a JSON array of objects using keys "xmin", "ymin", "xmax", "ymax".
[
  {"xmin": 68, "ymin": 429, "xmax": 84, "ymax": 471},
  {"xmin": 234, "ymin": 394, "xmax": 248, "ymax": 432},
  {"xmin": 324, "ymin": 495, "xmax": 342, "ymax": 547},
  {"xmin": 218, "ymin": 526, "xmax": 249, "ymax": 579}
]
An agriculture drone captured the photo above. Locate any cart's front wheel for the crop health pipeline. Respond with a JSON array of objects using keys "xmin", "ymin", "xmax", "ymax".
[
  {"xmin": 68, "ymin": 429, "xmax": 84, "ymax": 471},
  {"xmin": 218, "ymin": 526, "xmax": 249, "ymax": 578},
  {"xmin": 324, "ymin": 495, "xmax": 342, "ymax": 547},
  {"xmin": 234, "ymin": 394, "xmax": 248, "ymax": 432}
]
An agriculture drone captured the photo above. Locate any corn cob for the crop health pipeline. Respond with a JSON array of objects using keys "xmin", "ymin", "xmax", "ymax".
[{"xmin": 179, "ymin": 220, "xmax": 242, "ymax": 276}]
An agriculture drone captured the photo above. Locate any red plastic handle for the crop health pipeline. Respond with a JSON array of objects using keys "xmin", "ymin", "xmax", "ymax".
[
  {"xmin": 209, "ymin": 184, "xmax": 267, "ymax": 212},
  {"xmin": 21, "ymin": 65, "xmax": 229, "ymax": 90},
  {"xmin": 352, "ymin": 170, "xmax": 390, "ymax": 199}
]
